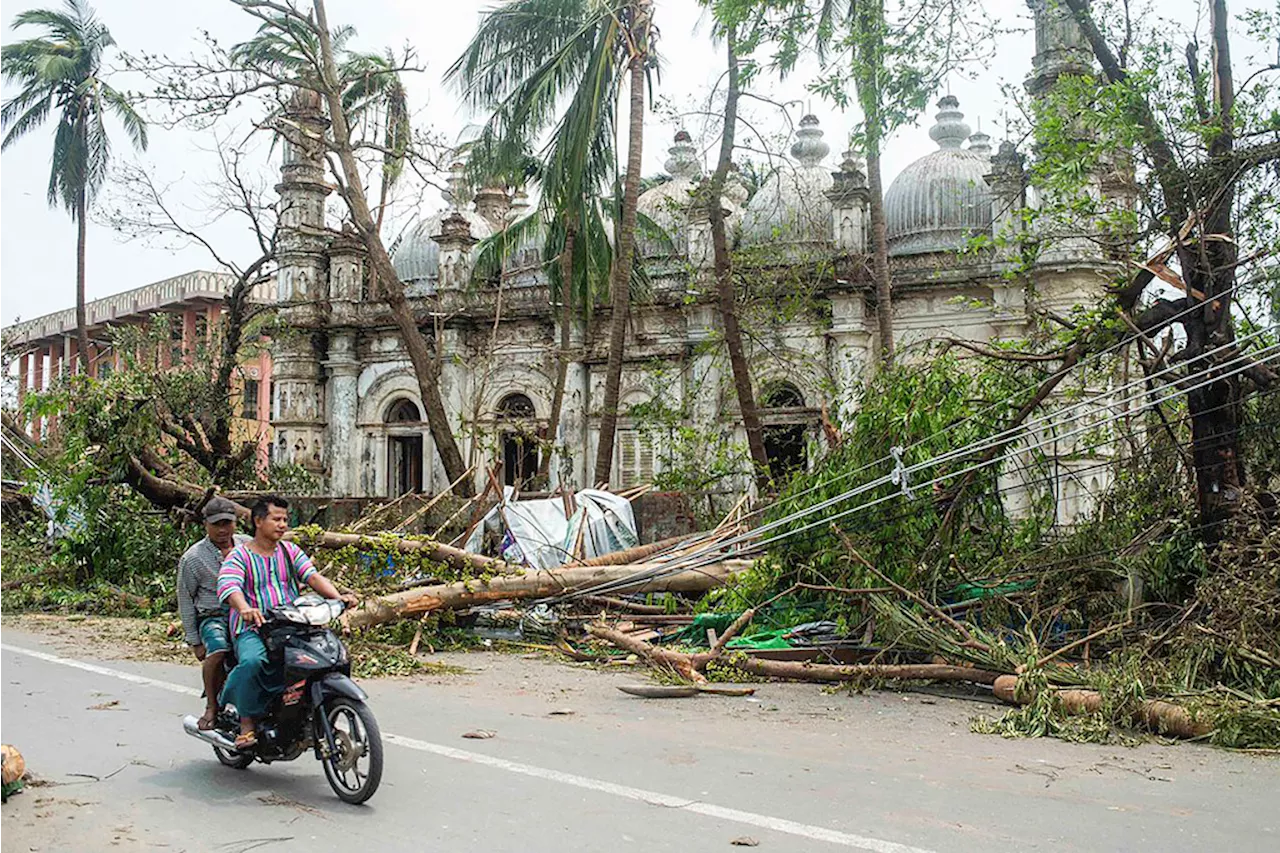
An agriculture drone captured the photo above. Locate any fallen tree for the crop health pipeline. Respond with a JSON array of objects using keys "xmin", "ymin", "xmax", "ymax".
[
  {"xmin": 585, "ymin": 621, "xmax": 1004, "ymax": 687},
  {"xmin": 287, "ymin": 529, "xmax": 512, "ymax": 575},
  {"xmin": 991, "ymin": 674, "xmax": 1213, "ymax": 740},
  {"xmin": 345, "ymin": 559, "xmax": 752, "ymax": 630}
]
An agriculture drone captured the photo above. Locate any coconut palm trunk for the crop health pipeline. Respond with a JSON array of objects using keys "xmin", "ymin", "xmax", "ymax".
[
  {"xmin": 539, "ymin": 223, "xmax": 576, "ymax": 482},
  {"xmin": 592, "ymin": 1, "xmax": 650, "ymax": 485},
  {"xmin": 708, "ymin": 26, "xmax": 769, "ymax": 489},
  {"xmin": 75, "ymin": 183, "xmax": 89, "ymax": 372}
]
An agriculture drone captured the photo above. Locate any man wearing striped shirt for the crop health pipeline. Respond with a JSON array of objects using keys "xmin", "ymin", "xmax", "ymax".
[{"xmin": 217, "ymin": 494, "xmax": 356, "ymax": 749}]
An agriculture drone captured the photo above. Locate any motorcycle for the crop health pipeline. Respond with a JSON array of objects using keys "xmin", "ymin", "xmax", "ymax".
[{"xmin": 181, "ymin": 595, "xmax": 383, "ymax": 804}]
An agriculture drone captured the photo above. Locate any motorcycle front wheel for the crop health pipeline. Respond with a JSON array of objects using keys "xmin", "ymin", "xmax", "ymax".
[{"xmin": 320, "ymin": 697, "xmax": 383, "ymax": 804}]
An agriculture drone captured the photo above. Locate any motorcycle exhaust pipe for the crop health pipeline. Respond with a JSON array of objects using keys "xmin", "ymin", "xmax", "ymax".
[{"xmin": 182, "ymin": 714, "xmax": 240, "ymax": 752}]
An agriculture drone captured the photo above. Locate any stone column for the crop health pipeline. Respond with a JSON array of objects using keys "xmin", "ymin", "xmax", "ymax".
[
  {"xmin": 46, "ymin": 340, "xmax": 62, "ymax": 434},
  {"xmin": 431, "ymin": 211, "xmax": 478, "ymax": 294},
  {"xmin": 827, "ymin": 295, "xmax": 872, "ymax": 423},
  {"xmin": 206, "ymin": 304, "xmax": 222, "ymax": 349},
  {"xmin": 687, "ymin": 202, "xmax": 714, "ymax": 272},
  {"xmin": 826, "ymin": 151, "xmax": 869, "ymax": 253},
  {"xmin": 272, "ymin": 335, "xmax": 327, "ymax": 478},
  {"xmin": 49, "ymin": 340, "xmax": 63, "ymax": 383},
  {"xmin": 685, "ymin": 304, "xmax": 721, "ymax": 434},
  {"xmin": 31, "ymin": 347, "xmax": 46, "ymax": 438},
  {"xmin": 324, "ymin": 330, "xmax": 361, "ymax": 497},
  {"xmin": 257, "ymin": 348, "xmax": 273, "ymax": 474},
  {"xmin": 555, "ymin": 320, "xmax": 589, "ymax": 491},
  {"xmin": 986, "ymin": 141, "xmax": 1026, "ymax": 248},
  {"xmin": 182, "ymin": 308, "xmax": 198, "ymax": 365},
  {"xmin": 17, "ymin": 350, "xmax": 29, "ymax": 435}
]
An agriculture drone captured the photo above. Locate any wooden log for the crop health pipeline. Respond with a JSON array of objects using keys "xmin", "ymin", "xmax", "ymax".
[
  {"xmin": 991, "ymin": 674, "xmax": 1214, "ymax": 739},
  {"xmin": 581, "ymin": 594, "xmax": 671, "ymax": 615},
  {"xmin": 587, "ymin": 622, "xmax": 1003, "ymax": 687},
  {"xmin": 345, "ymin": 559, "xmax": 752, "ymax": 630},
  {"xmin": 286, "ymin": 529, "xmax": 511, "ymax": 574},
  {"xmin": 586, "ymin": 623, "xmax": 713, "ymax": 683},
  {"xmin": 734, "ymin": 656, "xmax": 1004, "ymax": 685},
  {"xmin": 576, "ymin": 533, "xmax": 698, "ymax": 567}
]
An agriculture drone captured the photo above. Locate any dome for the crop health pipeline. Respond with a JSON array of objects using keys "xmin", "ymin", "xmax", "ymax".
[
  {"xmin": 637, "ymin": 130, "xmax": 702, "ymax": 257},
  {"xmin": 883, "ymin": 96, "xmax": 993, "ymax": 257},
  {"xmin": 740, "ymin": 114, "xmax": 834, "ymax": 246},
  {"xmin": 392, "ymin": 161, "xmax": 495, "ymax": 290},
  {"xmin": 391, "ymin": 210, "xmax": 494, "ymax": 290}
]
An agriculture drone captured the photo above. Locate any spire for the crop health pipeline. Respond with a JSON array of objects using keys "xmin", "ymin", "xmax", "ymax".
[
  {"xmin": 791, "ymin": 114, "xmax": 830, "ymax": 166},
  {"xmin": 929, "ymin": 96, "xmax": 971, "ymax": 150},
  {"xmin": 664, "ymin": 129, "xmax": 701, "ymax": 180},
  {"xmin": 443, "ymin": 161, "xmax": 472, "ymax": 208},
  {"xmin": 967, "ymin": 130, "xmax": 993, "ymax": 156}
]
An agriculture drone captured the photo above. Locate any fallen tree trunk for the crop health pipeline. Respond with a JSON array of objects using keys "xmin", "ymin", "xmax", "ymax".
[
  {"xmin": 585, "ymin": 621, "xmax": 1005, "ymax": 687},
  {"xmin": 991, "ymin": 675, "xmax": 1213, "ymax": 739},
  {"xmin": 734, "ymin": 656, "xmax": 1003, "ymax": 685},
  {"xmin": 346, "ymin": 559, "xmax": 752, "ymax": 630},
  {"xmin": 2, "ymin": 566, "xmax": 76, "ymax": 591},
  {"xmin": 577, "ymin": 534, "xmax": 696, "ymax": 567},
  {"xmin": 287, "ymin": 529, "xmax": 511, "ymax": 575}
]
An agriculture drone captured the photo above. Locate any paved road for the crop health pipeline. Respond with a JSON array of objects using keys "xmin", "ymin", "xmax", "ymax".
[{"xmin": 2, "ymin": 626, "xmax": 1277, "ymax": 853}]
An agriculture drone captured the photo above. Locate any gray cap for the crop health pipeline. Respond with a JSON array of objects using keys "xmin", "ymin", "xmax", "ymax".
[{"xmin": 202, "ymin": 496, "xmax": 239, "ymax": 524}]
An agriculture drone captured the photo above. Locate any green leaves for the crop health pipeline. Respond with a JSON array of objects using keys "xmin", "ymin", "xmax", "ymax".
[{"xmin": 0, "ymin": 0, "xmax": 145, "ymax": 215}]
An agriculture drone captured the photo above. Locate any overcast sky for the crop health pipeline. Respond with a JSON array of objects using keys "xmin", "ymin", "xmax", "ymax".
[{"xmin": 0, "ymin": 0, "xmax": 1143, "ymax": 327}]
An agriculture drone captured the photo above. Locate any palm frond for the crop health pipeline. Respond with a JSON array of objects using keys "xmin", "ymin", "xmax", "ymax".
[
  {"xmin": 1, "ymin": 83, "xmax": 55, "ymax": 143},
  {"xmin": 97, "ymin": 79, "xmax": 147, "ymax": 150},
  {"xmin": 472, "ymin": 210, "xmax": 548, "ymax": 282}
]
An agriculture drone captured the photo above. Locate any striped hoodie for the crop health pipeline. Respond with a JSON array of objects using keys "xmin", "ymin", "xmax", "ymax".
[{"xmin": 217, "ymin": 540, "xmax": 317, "ymax": 636}]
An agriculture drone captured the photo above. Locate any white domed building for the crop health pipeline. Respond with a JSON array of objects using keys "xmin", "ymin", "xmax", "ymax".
[{"xmin": 266, "ymin": 3, "xmax": 1115, "ymax": 527}]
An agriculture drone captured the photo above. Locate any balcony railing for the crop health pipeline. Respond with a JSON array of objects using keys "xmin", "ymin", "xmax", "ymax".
[{"xmin": 4, "ymin": 271, "xmax": 276, "ymax": 347}]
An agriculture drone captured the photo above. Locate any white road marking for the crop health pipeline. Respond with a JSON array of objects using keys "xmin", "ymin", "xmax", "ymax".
[{"xmin": 3, "ymin": 642, "xmax": 937, "ymax": 853}]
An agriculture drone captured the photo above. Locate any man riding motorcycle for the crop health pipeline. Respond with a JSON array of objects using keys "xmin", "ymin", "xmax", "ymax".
[
  {"xmin": 217, "ymin": 495, "xmax": 357, "ymax": 750},
  {"xmin": 176, "ymin": 496, "xmax": 250, "ymax": 730}
]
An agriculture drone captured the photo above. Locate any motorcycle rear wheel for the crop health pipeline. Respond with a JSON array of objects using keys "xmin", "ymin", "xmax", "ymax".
[
  {"xmin": 213, "ymin": 746, "xmax": 253, "ymax": 769},
  {"xmin": 320, "ymin": 697, "xmax": 383, "ymax": 804}
]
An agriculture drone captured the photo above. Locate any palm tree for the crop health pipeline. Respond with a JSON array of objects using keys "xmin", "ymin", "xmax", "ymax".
[
  {"xmin": 448, "ymin": 0, "xmax": 655, "ymax": 487},
  {"xmin": 467, "ymin": 136, "xmax": 619, "ymax": 486},
  {"xmin": 2, "ymin": 0, "xmax": 147, "ymax": 372}
]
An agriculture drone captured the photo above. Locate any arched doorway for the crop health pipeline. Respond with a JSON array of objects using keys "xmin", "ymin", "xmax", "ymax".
[
  {"xmin": 497, "ymin": 393, "xmax": 539, "ymax": 489},
  {"xmin": 762, "ymin": 383, "xmax": 808, "ymax": 478},
  {"xmin": 386, "ymin": 398, "xmax": 423, "ymax": 496}
]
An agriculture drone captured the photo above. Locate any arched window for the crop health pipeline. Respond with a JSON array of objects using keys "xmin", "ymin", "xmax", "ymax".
[
  {"xmin": 385, "ymin": 398, "xmax": 423, "ymax": 496},
  {"xmin": 497, "ymin": 393, "xmax": 535, "ymax": 420},
  {"xmin": 762, "ymin": 382, "xmax": 808, "ymax": 479},
  {"xmin": 497, "ymin": 393, "xmax": 539, "ymax": 488},
  {"xmin": 386, "ymin": 398, "xmax": 421, "ymax": 423},
  {"xmin": 763, "ymin": 383, "xmax": 805, "ymax": 409}
]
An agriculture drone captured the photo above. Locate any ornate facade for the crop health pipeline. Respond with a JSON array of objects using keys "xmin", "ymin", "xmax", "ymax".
[{"xmin": 270, "ymin": 2, "xmax": 1123, "ymax": 520}]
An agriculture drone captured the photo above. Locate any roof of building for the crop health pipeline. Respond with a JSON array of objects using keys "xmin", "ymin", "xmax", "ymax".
[
  {"xmin": 883, "ymin": 96, "xmax": 994, "ymax": 257},
  {"xmin": 1, "ymin": 270, "xmax": 269, "ymax": 348},
  {"xmin": 739, "ymin": 114, "xmax": 834, "ymax": 247}
]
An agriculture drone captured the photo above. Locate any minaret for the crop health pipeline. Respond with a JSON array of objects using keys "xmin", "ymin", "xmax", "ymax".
[
  {"xmin": 1025, "ymin": 0, "xmax": 1092, "ymax": 97},
  {"xmin": 272, "ymin": 89, "xmax": 332, "ymax": 478}
]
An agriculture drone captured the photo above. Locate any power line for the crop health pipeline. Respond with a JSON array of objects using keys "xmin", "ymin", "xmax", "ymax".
[{"xmin": 559, "ymin": 345, "xmax": 1280, "ymax": 599}]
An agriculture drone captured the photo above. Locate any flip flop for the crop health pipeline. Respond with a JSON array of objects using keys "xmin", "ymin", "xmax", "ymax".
[
  {"xmin": 233, "ymin": 731, "xmax": 257, "ymax": 750},
  {"xmin": 197, "ymin": 713, "xmax": 217, "ymax": 731}
]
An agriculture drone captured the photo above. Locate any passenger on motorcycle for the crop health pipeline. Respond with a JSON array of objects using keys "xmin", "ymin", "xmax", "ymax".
[
  {"xmin": 177, "ymin": 496, "xmax": 250, "ymax": 731},
  {"xmin": 217, "ymin": 495, "xmax": 357, "ymax": 750}
]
